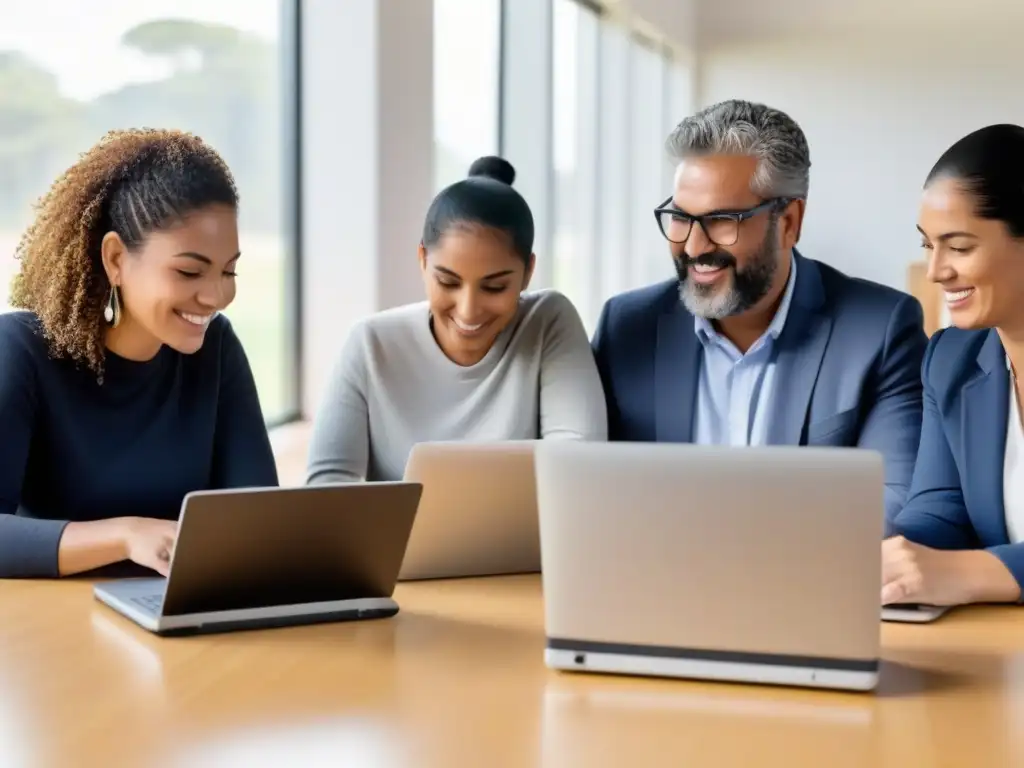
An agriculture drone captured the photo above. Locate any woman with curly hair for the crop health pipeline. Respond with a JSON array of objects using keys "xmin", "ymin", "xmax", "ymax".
[{"xmin": 0, "ymin": 128, "xmax": 278, "ymax": 579}]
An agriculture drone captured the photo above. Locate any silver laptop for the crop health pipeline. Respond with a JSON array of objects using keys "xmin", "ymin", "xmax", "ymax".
[
  {"xmin": 399, "ymin": 440, "xmax": 539, "ymax": 580},
  {"xmin": 535, "ymin": 442, "xmax": 885, "ymax": 692},
  {"xmin": 881, "ymin": 603, "xmax": 950, "ymax": 623},
  {"xmin": 93, "ymin": 482, "xmax": 422, "ymax": 635}
]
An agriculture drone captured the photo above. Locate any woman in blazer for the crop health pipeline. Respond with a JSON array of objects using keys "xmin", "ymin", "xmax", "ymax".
[{"xmin": 884, "ymin": 124, "xmax": 1024, "ymax": 607}]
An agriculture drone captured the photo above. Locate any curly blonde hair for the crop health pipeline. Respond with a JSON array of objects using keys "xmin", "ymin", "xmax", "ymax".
[{"xmin": 9, "ymin": 128, "xmax": 237, "ymax": 376}]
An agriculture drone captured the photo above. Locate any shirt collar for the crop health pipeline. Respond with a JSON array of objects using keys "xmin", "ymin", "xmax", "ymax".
[{"xmin": 694, "ymin": 252, "xmax": 798, "ymax": 344}]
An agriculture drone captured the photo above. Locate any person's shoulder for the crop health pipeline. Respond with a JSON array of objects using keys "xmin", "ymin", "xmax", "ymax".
[
  {"xmin": 812, "ymin": 258, "xmax": 915, "ymax": 313},
  {"xmin": 0, "ymin": 310, "xmax": 50, "ymax": 361},
  {"xmin": 518, "ymin": 288, "xmax": 583, "ymax": 324},
  {"xmin": 354, "ymin": 301, "xmax": 430, "ymax": 344},
  {"xmin": 922, "ymin": 326, "xmax": 991, "ymax": 390},
  {"xmin": 597, "ymin": 279, "xmax": 679, "ymax": 328},
  {"xmin": 605, "ymin": 279, "xmax": 678, "ymax": 314},
  {"xmin": 926, "ymin": 325, "xmax": 986, "ymax": 355},
  {"xmin": 509, "ymin": 289, "xmax": 590, "ymax": 345},
  {"xmin": 329, "ymin": 302, "xmax": 432, "ymax": 374}
]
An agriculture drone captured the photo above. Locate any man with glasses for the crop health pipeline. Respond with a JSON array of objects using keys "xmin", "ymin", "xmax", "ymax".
[{"xmin": 591, "ymin": 99, "xmax": 927, "ymax": 524}]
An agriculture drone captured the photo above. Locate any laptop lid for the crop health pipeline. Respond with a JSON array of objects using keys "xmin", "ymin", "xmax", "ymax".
[
  {"xmin": 400, "ymin": 440, "xmax": 539, "ymax": 580},
  {"xmin": 159, "ymin": 482, "xmax": 422, "ymax": 617},
  {"xmin": 535, "ymin": 442, "xmax": 883, "ymax": 667}
]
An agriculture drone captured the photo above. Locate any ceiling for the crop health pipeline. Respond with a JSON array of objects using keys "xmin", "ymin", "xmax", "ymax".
[
  {"xmin": 697, "ymin": 0, "xmax": 1024, "ymax": 45},
  {"xmin": 606, "ymin": 0, "xmax": 1024, "ymax": 50}
]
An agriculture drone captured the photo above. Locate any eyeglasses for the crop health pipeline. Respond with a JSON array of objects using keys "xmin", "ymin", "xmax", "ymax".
[{"xmin": 653, "ymin": 197, "xmax": 792, "ymax": 246}]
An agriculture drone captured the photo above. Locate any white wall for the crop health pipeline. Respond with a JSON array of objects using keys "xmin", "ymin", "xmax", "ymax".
[
  {"xmin": 697, "ymin": 0, "xmax": 1024, "ymax": 42},
  {"xmin": 696, "ymin": 2, "xmax": 1024, "ymax": 290}
]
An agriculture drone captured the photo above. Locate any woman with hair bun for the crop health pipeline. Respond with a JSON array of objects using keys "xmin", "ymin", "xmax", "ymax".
[
  {"xmin": 886, "ymin": 124, "xmax": 1024, "ymax": 607},
  {"xmin": 306, "ymin": 155, "xmax": 607, "ymax": 483},
  {"xmin": 0, "ymin": 128, "xmax": 278, "ymax": 579}
]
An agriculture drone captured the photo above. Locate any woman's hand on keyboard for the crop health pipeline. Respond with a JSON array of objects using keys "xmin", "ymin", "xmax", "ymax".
[{"xmin": 122, "ymin": 518, "xmax": 179, "ymax": 577}]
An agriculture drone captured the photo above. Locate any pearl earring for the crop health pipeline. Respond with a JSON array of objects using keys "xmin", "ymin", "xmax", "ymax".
[{"xmin": 104, "ymin": 285, "xmax": 121, "ymax": 327}]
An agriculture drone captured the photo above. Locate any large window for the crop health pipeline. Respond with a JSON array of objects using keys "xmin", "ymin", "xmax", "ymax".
[
  {"xmin": 629, "ymin": 36, "xmax": 669, "ymax": 289},
  {"xmin": 0, "ymin": 0, "xmax": 299, "ymax": 424},
  {"xmin": 433, "ymin": 0, "xmax": 502, "ymax": 191},
  {"xmin": 552, "ymin": 0, "xmax": 600, "ymax": 330},
  {"xmin": 596, "ymin": 20, "xmax": 632, "ymax": 306}
]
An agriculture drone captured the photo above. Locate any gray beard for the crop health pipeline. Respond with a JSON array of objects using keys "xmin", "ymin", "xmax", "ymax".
[{"xmin": 679, "ymin": 219, "xmax": 779, "ymax": 320}]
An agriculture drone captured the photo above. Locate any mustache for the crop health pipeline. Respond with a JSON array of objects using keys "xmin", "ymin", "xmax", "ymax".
[
  {"xmin": 684, "ymin": 252, "xmax": 736, "ymax": 269},
  {"xmin": 674, "ymin": 251, "xmax": 737, "ymax": 277}
]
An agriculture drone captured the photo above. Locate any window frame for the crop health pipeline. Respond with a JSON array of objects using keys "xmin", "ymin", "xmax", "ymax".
[{"xmin": 272, "ymin": 0, "xmax": 305, "ymax": 428}]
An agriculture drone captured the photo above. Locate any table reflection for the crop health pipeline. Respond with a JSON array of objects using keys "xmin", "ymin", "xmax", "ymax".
[
  {"xmin": 0, "ymin": 690, "xmax": 32, "ymax": 768},
  {"xmin": 539, "ymin": 674, "xmax": 879, "ymax": 768},
  {"xmin": 89, "ymin": 609, "xmax": 167, "ymax": 693},
  {"xmin": 162, "ymin": 718, "xmax": 414, "ymax": 768}
]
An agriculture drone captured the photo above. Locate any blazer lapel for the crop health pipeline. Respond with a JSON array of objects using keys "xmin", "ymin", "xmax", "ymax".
[
  {"xmin": 655, "ymin": 304, "xmax": 701, "ymax": 442},
  {"xmin": 765, "ymin": 254, "xmax": 832, "ymax": 445},
  {"xmin": 961, "ymin": 330, "xmax": 1010, "ymax": 544}
]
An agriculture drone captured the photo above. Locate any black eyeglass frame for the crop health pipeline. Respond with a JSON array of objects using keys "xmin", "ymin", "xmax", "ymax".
[{"xmin": 653, "ymin": 196, "xmax": 796, "ymax": 246}]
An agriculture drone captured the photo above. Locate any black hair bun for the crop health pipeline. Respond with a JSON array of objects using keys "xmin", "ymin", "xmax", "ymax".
[{"xmin": 468, "ymin": 155, "xmax": 516, "ymax": 186}]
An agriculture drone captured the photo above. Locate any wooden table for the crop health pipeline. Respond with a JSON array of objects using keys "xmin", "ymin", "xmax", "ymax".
[{"xmin": 2, "ymin": 575, "xmax": 1024, "ymax": 768}]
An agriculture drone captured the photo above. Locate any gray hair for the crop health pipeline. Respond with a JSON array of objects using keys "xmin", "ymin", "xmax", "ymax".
[{"xmin": 666, "ymin": 99, "xmax": 810, "ymax": 199}]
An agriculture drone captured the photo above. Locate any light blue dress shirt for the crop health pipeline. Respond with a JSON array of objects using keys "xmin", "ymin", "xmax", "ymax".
[{"xmin": 692, "ymin": 254, "xmax": 798, "ymax": 446}]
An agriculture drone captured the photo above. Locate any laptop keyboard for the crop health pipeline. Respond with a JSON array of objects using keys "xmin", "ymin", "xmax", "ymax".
[{"xmin": 130, "ymin": 594, "xmax": 164, "ymax": 614}]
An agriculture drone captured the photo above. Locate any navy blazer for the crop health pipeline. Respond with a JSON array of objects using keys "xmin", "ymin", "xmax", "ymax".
[
  {"xmin": 591, "ymin": 252, "xmax": 928, "ymax": 524},
  {"xmin": 893, "ymin": 327, "xmax": 1024, "ymax": 590}
]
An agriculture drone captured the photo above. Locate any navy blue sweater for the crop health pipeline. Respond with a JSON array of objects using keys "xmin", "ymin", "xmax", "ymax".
[{"xmin": 0, "ymin": 311, "xmax": 279, "ymax": 578}]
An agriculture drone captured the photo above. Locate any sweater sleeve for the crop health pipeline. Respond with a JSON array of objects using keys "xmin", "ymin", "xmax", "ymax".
[
  {"xmin": 538, "ymin": 292, "xmax": 609, "ymax": 441},
  {"xmin": 305, "ymin": 322, "xmax": 371, "ymax": 483},
  {"xmin": 208, "ymin": 317, "xmax": 280, "ymax": 489},
  {"xmin": 0, "ymin": 316, "xmax": 68, "ymax": 578}
]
